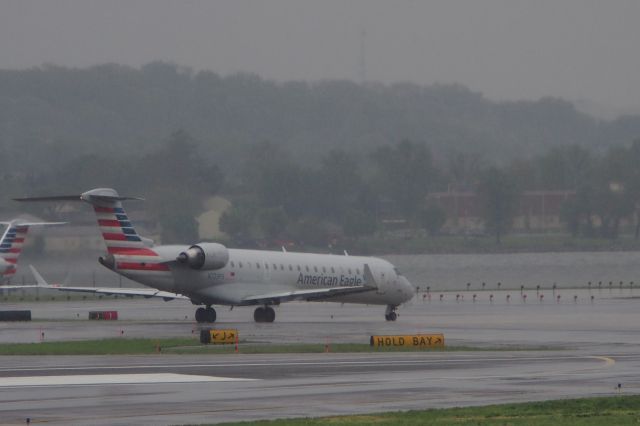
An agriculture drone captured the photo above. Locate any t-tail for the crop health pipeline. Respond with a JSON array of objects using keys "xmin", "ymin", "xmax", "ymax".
[
  {"xmin": 14, "ymin": 188, "xmax": 166, "ymax": 274},
  {"xmin": 0, "ymin": 220, "xmax": 65, "ymax": 281}
]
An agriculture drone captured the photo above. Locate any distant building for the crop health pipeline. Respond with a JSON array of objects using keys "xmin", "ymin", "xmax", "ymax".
[{"xmin": 426, "ymin": 190, "xmax": 576, "ymax": 234}]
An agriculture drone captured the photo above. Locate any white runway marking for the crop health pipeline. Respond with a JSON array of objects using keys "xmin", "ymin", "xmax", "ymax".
[
  {"xmin": 0, "ymin": 354, "xmax": 610, "ymax": 373},
  {"xmin": 0, "ymin": 373, "xmax": 255, "ymax": 387}
]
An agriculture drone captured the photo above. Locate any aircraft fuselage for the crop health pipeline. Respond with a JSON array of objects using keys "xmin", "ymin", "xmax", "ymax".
[{"xmin": 115, "ymin": 247, "xmax": 414, "ymax": 307}]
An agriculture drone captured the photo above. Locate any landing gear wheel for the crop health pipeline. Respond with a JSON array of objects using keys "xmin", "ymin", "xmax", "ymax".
[
  {"xmin": 384, "ymin": 304, "xmax": 398, "ymax": 321},
  {"xmin": 195, "ymin": 307, "xmax": 206, "ymax": 323},
  {"xmin": 205, "ymin": 306, "xmax": 217, "ymax": 323},
  {"xmin": 254, "ymin": 307, "xmax": 266, "ymax": 322},
  {"xmin": 265, "ymin": 306, "xmax": 275, "ymax": 323},
  {"xmin": 254, "ymin": 306, "xmax": 275, "ymax": 323}
]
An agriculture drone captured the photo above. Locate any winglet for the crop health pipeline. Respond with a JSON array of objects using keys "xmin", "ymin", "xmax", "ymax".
[
  {"xmin": 363, "ymin": 264, "xmax": 378, "ymax": 289},
  {"xmin": 29, "ymin": 265, "xmax": 49, "ymax": 286}
]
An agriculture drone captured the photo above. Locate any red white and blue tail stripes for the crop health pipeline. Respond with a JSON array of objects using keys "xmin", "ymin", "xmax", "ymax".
[
  {"xmin": 0, "ymin": 224, "xmax": 28, "ymax": 277},
  {"xmin": 94, "ymin": 203, "xmax": 170, "ymax": 273}
]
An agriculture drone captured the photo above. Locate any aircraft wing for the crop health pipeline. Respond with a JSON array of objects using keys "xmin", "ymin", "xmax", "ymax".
[
  {"xmin": 0, "ymin": 284, "xmax": 40, "ymax": 289},
  {"xmin": 240, "ymin": 285, "xmax": 375, "ymax": 305},
  {"xmin": 17, "ymin": 265, "xmax": 189, "ymax": 301},
  {"xmin": 41, "ymin": 285, "xmax": 189, "ymax": 301},
  {"xmin": 241, "ymin": 263, "xmax": 380, "ymax": 305}
]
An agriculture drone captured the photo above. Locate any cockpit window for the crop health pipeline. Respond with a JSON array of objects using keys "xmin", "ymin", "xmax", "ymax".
[{"xmin": 394, "ymin": 267, "xmax": 402, "ymax": 276}]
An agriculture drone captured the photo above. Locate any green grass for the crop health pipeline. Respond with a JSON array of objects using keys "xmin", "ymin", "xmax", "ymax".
[
  {"xmin": 0, "ymin": 338, "xmax": 197, "ymax": 355},
  {"xmin": 0, "ymin": 338, "xmax": 551, "ymax": 355},
  {"xmin": 211, "ymin": 395, "xmax": 640, "ymax": 425}
]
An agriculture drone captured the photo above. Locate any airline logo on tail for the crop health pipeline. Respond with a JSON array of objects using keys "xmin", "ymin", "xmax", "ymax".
[
  {"xmin": 13, "ymin": 188, "xmax": 167, "ymax": 274},
  {"xmin": 0, "ymin": 220, "xmax": 65, "ymax": 281},
  {"xmin": 95, "ymin": 205, "xmax": 146, "ymax": 252},
  {"xmin": 93, "ymin": 202, "xmax": 169, "ymax": 272}
]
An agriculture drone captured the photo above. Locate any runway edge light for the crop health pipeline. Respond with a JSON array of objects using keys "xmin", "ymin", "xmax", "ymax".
[{"xmin": 370, "ymin": 334, "xmax": 444, "ymax": 348}]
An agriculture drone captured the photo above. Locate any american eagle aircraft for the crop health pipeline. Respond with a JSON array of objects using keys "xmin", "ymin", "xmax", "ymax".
[
  {"xmin": 15, "ymin": 188, "xmax": 415, "ymax": 322},
  {"xmin": 0, "ymin": 219, "xmax": 64, "ymax": 282}
]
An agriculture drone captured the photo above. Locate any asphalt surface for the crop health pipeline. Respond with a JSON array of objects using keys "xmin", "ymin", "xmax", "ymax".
[{"xmin": 0, "ymin": 289, "xmax": 639, "ymax": 425}]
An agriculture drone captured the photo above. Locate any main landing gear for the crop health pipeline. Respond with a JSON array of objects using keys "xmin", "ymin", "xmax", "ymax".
[
  {"xmin": 195, "ymin": 306, "xmax": 217, "ymax": 323},
  {"xmin": 254, "ymin": 306, "xmax": 275, "ymax": 323},
  {"xmin": 385, "ymin": 305, "xmax": 397, "ymax": 321}
]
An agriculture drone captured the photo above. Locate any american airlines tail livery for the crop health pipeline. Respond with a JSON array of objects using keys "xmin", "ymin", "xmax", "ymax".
[
  {"xmin": 0, "ymin": 219, "xmax": 65, "ymax": 282},
  {"xmin": 14, "ymin": 188, "xmax": 415, "ymax": 323}
]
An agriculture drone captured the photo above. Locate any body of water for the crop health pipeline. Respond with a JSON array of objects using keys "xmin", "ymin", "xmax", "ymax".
[{"xmin": 386, "ymin": 251, "xmax": 640, "ymax": 291}]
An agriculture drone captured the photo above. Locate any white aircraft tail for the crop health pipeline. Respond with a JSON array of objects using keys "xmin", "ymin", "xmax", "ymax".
[
  {"xmin": 15, "ymin": 188, "xmax": 149, "ymax": 254},
  {"xmin": 0, "ymin": 220, "xmax": 65, "ymax": 279}
]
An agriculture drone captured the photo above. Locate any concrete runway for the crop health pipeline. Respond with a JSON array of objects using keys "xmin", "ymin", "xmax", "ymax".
[{"xmin": 0, "ymin": 289, "xmax": 639, "ymax": 425}]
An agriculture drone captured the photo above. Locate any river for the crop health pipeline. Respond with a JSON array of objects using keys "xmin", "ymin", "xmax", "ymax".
[{"xmin": 386, "ymin": 251, "xmax": 640, "ymax": 291}]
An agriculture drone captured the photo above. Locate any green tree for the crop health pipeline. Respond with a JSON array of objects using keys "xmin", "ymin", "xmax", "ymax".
[
  {"xmin": 219, "ymin": 204, "xmax": 255, "ymax": 242},
  {"xmin": 157, "ymin": 209, "xmax": 199, "ymax": 244},
  {"xmin": 287, "ymin": 218, "xmax": 330, "ymax": 247},
  {"xmin": 258, "ymin": 207, "xmax": 288, "ymax": 240},
  {"xmin": 370, "ymin": 140, "xmax": 438, "ymax": 219},
  {"xmin": 316, "ymin": 150, "xmax": 363, "ymax": 222},
  {"xmin": 343, "ymin": 209, "xmax": 377, "ymax": 239},
  {"xmin": 419, "ymin": 205, "xmax": 447, "ymax": 236},
  {"xmin": 536, "ymin": 145, "xmax": 593, "ymax": 190},
  {"xmin": 478, "ymin": 167, "xmax": 519, "ymax": 244},
  {"xmin": 615, "ymin": 139, "xmax": 640, "ymax": 239}
]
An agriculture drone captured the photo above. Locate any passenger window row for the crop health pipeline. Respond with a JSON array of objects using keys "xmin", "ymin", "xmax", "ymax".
[{"xmin": 226, "ymin": 261, "xmax": 360, "ymax": 275}]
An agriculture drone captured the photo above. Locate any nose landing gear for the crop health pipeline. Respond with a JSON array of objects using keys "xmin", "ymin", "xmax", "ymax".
[
  {"xmin": 254, "ymin": 306, "xmax": 275, "ymax": 323},
  {"xmin": 384, "ymin": 305, "xmax": 398, "ymax": 321},
  {"xmin": 195, "ymin": 306, "xmax": 217, "ymax": 323}
]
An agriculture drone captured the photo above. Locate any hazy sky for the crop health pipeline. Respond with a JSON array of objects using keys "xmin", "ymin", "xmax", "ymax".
[{"xmin": 2, "ymin": 0, "xmax": 640, "ymax": 111}]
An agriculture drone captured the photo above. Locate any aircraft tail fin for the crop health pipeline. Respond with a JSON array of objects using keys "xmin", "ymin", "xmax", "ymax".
[
  {"xmin": 14, "ymin": 188, "xmax": 149, "ymax": 254},
  {"xmin": 84, "ymin": 189, "xmax": 149, "ymax": 254},
  {"xmin": 0, "ymin": 220, "xmax": 65, "ymax": 279}
]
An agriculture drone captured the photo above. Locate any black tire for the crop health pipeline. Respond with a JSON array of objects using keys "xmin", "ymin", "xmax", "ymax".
[
  {"xmin": 265, "ymin": 307, "xmax": 275, "ymax": 323},
  {"xmin": 388, "ymin": 312, "xmax": 397, "ymax": 321},
  {"xmin": 205, "ymin": 307, "xmax": 217, "ymax": 323},
  {"xmin": 254, "ymin": 307, "xmax": 266, "ymax": 322},
  {"xmin": 195, "ymin": 307, "xmax": 206, "ymax": 323}
]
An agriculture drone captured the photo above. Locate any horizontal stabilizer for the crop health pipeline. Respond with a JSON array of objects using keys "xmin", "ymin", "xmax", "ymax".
[
  {"xmin": 13, "ymin": 195, "xmax": 82, "ymax": 202},
  {"xmin": 0, "ymin": 221, "xmax": 67, "ymax": 227},
  {"xmin": 14, "ymin": 188, "xmax": 144, "ymax": 204}
]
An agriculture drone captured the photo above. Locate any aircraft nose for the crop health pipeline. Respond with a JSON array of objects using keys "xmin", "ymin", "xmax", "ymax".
[{"xmin": 401, "ymin": 276, "xmax": 416, "ymax": 301}]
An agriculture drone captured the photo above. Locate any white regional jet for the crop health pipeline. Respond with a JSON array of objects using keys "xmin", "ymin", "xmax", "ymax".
[
  {"xmin": 0, "ymin": 220, "xmax": 64, "ymax": 282},
  {"xmin": 15, "ymin": 188, "xmax": 415, "ymax": 322}
]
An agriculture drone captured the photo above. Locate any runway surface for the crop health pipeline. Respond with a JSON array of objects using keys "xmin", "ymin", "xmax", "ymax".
[{"xmin": 1, "ymin": 289, "xmax": 639, "ymax": 425}]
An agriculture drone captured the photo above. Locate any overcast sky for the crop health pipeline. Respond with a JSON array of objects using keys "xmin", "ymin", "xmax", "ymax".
[{"xmin": 2, "ymin": 0, "xmax": 640, "ymax": 112}]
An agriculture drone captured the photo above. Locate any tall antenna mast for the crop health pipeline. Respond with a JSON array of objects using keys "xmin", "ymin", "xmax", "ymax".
[{"xmin": 359, "ymin": 29, "xmax": 367, "ymax": 84}]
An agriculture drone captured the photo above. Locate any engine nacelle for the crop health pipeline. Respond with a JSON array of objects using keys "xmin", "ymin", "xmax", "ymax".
[
  {"xmin": 99, "ymin": 254, "xmax": 116, "ymax": 270},
  {"xmin": 177, "ymin": 243, "xmax": 229, "ymax": 270}
]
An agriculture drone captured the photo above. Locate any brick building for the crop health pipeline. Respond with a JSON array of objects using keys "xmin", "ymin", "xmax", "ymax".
[{"xmin": 426, "ymin": 190, "xmax": 576, "ymax": 233}]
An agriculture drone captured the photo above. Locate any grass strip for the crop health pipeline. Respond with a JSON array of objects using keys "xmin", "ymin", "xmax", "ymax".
[
  {"xmin": 212, "ymin": 395, "xmax": 640, "ymax": 425},
  {"xmin": 0, "ymin": 338, "xmax": 196, "ymax": 355},
  {"xmin": 0, "ymin": 338, "xmax": 552, "ymax": 355}
]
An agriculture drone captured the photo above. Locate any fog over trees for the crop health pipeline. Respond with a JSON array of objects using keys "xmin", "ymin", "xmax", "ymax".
[{"xmin": 2, "ymin": 62, "xmax": 640, "ymax": 247}]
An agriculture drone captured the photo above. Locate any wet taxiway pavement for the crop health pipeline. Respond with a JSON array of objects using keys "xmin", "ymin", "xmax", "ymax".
[{"xmin": 0, "ymin": 290, "xmax": 639, "ymax": 425}]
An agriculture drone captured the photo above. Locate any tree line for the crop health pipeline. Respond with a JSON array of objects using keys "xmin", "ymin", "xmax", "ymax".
[
  {"xmin": 2, "ymin": 62, "xmax": 640, "ymax": 247},
  {"xmin": 3, "ymin": 127, "xmax": 640, "ymax": 247},
  {"xmin": 2, "ymin": 61, "xmax": 640, "ymax": 181}
]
